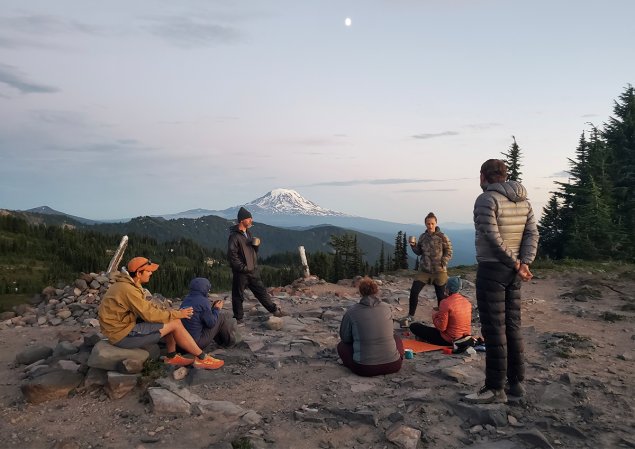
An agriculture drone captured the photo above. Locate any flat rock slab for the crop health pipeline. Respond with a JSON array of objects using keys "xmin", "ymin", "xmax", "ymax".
[
  {"xmin": 440, "ymin": 364, "xmax": 485, "ymax": 386},
  {"xmin": 16, "ymin": 345, "xmax": 54, "ymax": 365},
  {"xmin": 385, "ymin": 422, "xmax": 421, "ymax": 449},
  {"xmin": 21, "ymin": 369, "xmax": 84, "ymax": 404},
  {"xmin": 148, "ymin": 387, "xmax": 192, "ymax": 415},
  {"xmin": 449, "ymin": 400, "xmax": 508, "ymax": 427},
  {"xmin": 536, "ymin": 383, "xmax": 576, "ymax": 411}
]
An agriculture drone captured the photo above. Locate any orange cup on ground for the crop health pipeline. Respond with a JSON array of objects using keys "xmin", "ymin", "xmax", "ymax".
[{"xmin": 442, "ymin": 347, "xmax": 453, "ymax": 355}]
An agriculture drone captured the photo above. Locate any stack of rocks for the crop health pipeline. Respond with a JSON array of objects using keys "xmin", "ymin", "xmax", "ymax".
[{"xmin": 0, "ymin": 272, "xmax": 112, "ymax": 329}]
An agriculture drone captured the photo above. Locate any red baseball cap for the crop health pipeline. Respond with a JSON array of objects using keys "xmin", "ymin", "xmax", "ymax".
[{"xmin": 127, "ymin": 257, "xmax": 159, "ymax": 273}]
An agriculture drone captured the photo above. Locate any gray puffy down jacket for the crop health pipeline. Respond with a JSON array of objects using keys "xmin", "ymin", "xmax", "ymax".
[{"xmin": 473, "ymin": 181, "xmax": 539, "ymax": 268}]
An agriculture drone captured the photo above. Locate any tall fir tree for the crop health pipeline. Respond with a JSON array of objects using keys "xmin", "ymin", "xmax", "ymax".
[
  {"xmin": 378, "ymin": 243, "xmax": 385, "ymax": 273},
  {"xmin": 393, "ymin": 231, "xmax": 404, "ymax": 270},
  {"xmin": 400, "ymin": 234, "xmax": 409, "ymax": 269},
  {"xmin": 537, "ymin": 193, "xmax": 564, "ymax": 259},
  {"xmin": 603, "ymin": 84, "xmax": 635, "ymax": 259},
  {"xmin": 501, "ymin": 136, "xmax": 523, "ymax": 182}
]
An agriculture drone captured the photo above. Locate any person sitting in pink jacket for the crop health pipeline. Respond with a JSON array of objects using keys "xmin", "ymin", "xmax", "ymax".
[{"xmin": 409, "ymin": 276, "xmax": 472, "ymax": 346}]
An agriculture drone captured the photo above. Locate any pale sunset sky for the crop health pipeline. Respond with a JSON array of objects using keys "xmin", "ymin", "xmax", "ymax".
[{"xmin": 1, "ymin": 0, "xmax": 633, "ymax": 224}]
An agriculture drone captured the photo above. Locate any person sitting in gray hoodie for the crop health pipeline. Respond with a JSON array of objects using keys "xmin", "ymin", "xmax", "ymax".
[{"xmin": 338, "ymin": 277, "xmax": 404, "ymax": 377}]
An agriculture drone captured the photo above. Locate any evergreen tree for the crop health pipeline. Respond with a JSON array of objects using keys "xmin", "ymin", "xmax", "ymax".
[
  {"xmin": 554, "ymin": 128, "xmax": 623, "ymax": 259},
  {"xmin": 400, "ymin": 234, "xmax": 409, "ymax": 269},
  {"xmin": 501, "ymin": 136, "xmax": 523, "ymax": 182},
  {"xmin": 393, "ymin": 231, "xmax": 403, "ymax": 270},
  {"xmin": 378, "ymin": 243, "xmax": 385, "ymax": 273},
  {"xmin": 603, "ymin": 84, "xmax": 635, "ymax": 259},
  {"xmin": 537, "ymin": 194, "xmax": 564, "ymax": 259},
  {"xmin": 328, "ymin": 233, "xmax": 365, "ymax": 280}
]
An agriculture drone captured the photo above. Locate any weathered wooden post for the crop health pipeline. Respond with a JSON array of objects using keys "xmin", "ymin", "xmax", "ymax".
[
  {"xmin": 298, "ymin": 246, "xmax": 310, "ymax": 278},
  {"xmin": 107, "ymin": 235, "xmax": 129, "ymax": 274}
]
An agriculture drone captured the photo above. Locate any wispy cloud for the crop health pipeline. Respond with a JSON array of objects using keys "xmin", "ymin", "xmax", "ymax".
[
  {"xmin": 0, "ymin": 63, "xmax": 58, "ymax": 94},
  {"xmin": 412, "ymin": 131, "xmax": 459, "ymax": 140},
  {"xmin": 54, "ymin": 139, "xmax": 155, "ymax": 154},
  {"xmin": 306, "ymin": 177, "xmax": 470, "ymax": 187},
  {"xmin": 463, "ymin": 122, "xmax": 503, "ymax": 130},
  {"xmin": 397, "ymin": 188, "xmax": 458, "ymax": 193},
  {"xmin": 30, "ymin": 110, "xmax": 85, "ymax": 126},
  {"xmin": 280, "ymin": 136, "xmax": 348, "ymax": 147},
  {"xmin": 0, "ymin": 14, "xmax": 97, "ymax": 35},
  {"xmin": 0, "ymin": 35, "xmax": 19, "ymax": 48},
  {"xmin": 146, "ymin": 16, "xmax": 242, "ymax": 47}
]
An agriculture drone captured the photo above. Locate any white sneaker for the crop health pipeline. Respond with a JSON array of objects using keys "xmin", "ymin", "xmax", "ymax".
[
  {"xmin": 399, "ymin": 315, "xmax": 414, "ymax": 328},
  {"xmin": 464, "ymin": 386, "xmax": 507, "ymax": 404}
]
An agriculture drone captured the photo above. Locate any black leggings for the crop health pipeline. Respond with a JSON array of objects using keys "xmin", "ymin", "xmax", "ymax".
[
  {"xmin": 409, "ymin": 280, "xmax": 446, "ymax": 315},
  {"xmin": 409, "ymin": 322, "xmax": 452, "ymax": 346}
]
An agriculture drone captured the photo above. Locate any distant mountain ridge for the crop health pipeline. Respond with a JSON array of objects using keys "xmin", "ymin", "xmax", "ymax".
[
  {"xmin": 6, "ymin": 188, "xmax": 476, "ymax": 266},
  {"xmin": 23, "ymin": 206, "xmax": 98, "ymax": 225},
  {"xmin": 247, "ymin": 189, "xmax": 350, "ymax": 216},
  {"xmin": 160, "ymin": 188, "xmax": 350, "ymax": 221}
]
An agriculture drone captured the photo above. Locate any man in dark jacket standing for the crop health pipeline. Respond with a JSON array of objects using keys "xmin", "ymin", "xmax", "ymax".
[
  {"xmin": 228, "ymin": 207, "xmax": 286, "ymax": 324},
  {"xmin": 465, "ymin": 159, "xmax": 539, "ymax": 404}
]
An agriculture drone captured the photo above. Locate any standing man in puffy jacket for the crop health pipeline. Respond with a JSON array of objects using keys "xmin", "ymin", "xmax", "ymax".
[
  {"xmin": 228, "ymin": 207, "xmax": 287, "ymax": 324},
  {"xmin": 465, "ymin": 159, "xmax": 539, "ymax": 404}
]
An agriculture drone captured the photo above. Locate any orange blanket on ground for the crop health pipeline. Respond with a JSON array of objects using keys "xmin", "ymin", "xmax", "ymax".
[{"xmin": 402, "ymin": 338, "xmax": 446, "ymax": 353}]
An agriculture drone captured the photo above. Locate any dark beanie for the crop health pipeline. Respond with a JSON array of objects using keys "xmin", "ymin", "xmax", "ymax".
[{"xmin": 237, "ymin": 207, "xmax": 252, "ymax": 221}]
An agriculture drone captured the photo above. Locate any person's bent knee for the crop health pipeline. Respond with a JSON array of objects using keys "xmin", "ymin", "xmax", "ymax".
[{"xmin": 159, "ymin": 319, "xmax": 184, "ymax": 336}]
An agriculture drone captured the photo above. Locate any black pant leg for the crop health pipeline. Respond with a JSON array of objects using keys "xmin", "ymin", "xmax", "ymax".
[
  {"xmin": 506, "ymin": 277, "xmax": 525, "ymax": 384},
  {"xmin": 433, "ymin": 283, "xmax": 447, "ymax": 306},
  {"xmin": 409, "ymin": 322, "xmax": 452, "ymax": 346},
  {"xmin": 231, "ymin": 272, "xmax": 247, "ymax": 320},
  {"xmin": 476, "ymin": 262, "xmax": 509, "ymax": 390},
  {"xmin": 247, "ymin": 274, "xmax": 277, "ymax": 313},
  {"xmin": 408, "ymin": 280, "xmax": 425, "ymax": 316}
]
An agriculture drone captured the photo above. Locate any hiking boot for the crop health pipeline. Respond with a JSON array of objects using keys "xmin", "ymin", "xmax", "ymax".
[
  {"xmin": 464, "ymin": 385, "xmax": 507, "ymax": 404},
  {"xmin": 453, "ymin": 335, "xmax": 476, "ymax": 352},
  {"xmin": 506, "ymin": 382, "xmax": 526, "ymax": 398},
  {"xmin": 273, "ymin": 308, "xmax": 289, "ymax": 318},
  {"xmin": 163, "ymin": 353, "xmax": 195, "ymax": 366},
  {"xmin": 399, "ymin": 315, "xmax": 414, "ymax": 328},
  {"xmin": 193, "ymin": 354, "xmax": 224, "ymax": 370}
]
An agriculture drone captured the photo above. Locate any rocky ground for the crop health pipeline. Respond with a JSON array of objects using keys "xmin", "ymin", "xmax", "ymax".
[{"xmin": 0, "ymin": 267, "xmax": 634, "ymax": 449}]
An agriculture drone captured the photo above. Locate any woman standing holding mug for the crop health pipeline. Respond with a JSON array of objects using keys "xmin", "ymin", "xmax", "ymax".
[{"xmin": 402, "ymin": 212, "xmax": 453, "ymax": 324}]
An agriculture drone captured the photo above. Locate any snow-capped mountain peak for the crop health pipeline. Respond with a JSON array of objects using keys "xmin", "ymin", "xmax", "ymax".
[{"xmin": 245, "ymin": 189, "xmax": 347, "ymax": 216}]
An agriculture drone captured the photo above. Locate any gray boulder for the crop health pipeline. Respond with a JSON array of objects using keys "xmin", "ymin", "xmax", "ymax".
[
  {"xmin": 104, "ymin": 372, "xmax": 138, "ymax": 399},
  {"xmin": 15, "ymin": 345, "xmax": 54, "ymax": 365},
  {"xmin": 87, "ymin": 340, "xmax": 149, "ymax": 371}
]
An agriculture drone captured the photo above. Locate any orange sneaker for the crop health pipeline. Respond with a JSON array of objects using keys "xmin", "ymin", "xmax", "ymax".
[
  {"xmin": 193, "ymin": 354, "xmax": 224, "ymax": 370},
  {"xmin": 163, "ymin": 353, "xmax": 195, "ymax": 366}
]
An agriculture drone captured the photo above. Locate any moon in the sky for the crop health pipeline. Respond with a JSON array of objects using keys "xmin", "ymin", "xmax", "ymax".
[{"xmin": 345, "ymin": 17, "xmax": 352, "ymax": 27}]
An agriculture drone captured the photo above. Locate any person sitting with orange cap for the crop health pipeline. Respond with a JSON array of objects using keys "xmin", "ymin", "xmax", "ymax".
[{"xmin": 98, "ymin": 256, "xmax": 224, "ymax": 370}]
